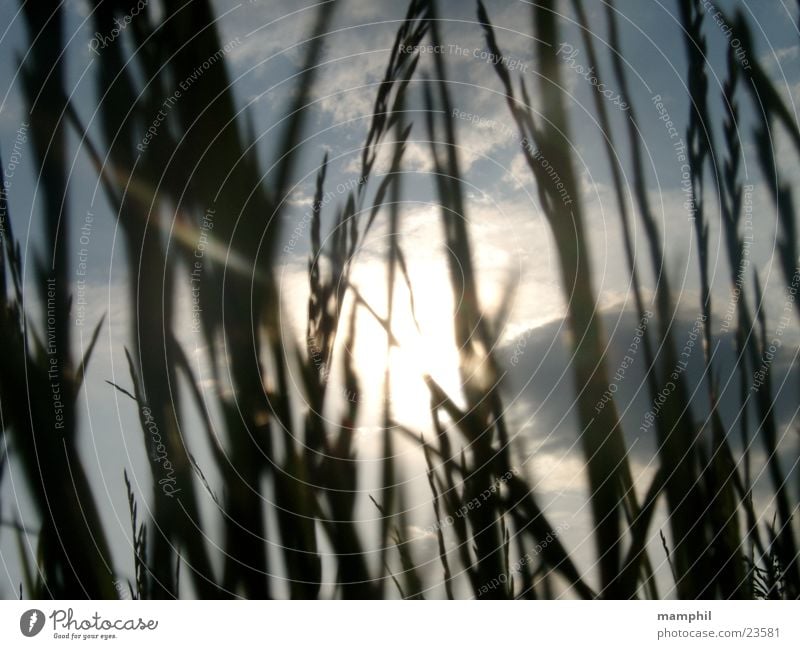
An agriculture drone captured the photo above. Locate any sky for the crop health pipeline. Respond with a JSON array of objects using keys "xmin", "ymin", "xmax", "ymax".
[{"xmin": 0, "ymin": 0, "xmax": 799, "ymax": 598}]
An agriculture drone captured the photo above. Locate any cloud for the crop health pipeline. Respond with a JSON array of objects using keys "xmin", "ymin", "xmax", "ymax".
[
  {"xmin": 759, "ymin": 44, "xmax": 800, "ymax": 76},
  {"xmin": 500, "ymin": 302, "xmax": 799, "ymax": 472}
]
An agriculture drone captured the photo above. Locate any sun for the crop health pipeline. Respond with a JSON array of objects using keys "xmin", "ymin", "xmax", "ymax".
[{"xmin": 341, "ymin": 255, "xmax": 466, "ymax": 428}]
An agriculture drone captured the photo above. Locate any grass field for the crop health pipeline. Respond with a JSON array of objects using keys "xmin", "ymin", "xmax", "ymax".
[{"xmin": 0, "ymin": 0, "xmax": 798, "ymax": 599}]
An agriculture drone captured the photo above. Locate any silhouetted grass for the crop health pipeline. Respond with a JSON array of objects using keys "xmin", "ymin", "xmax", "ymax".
[{"xmin": 0, "ymin": 0, "xmax": 797, "ymax": 600}]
